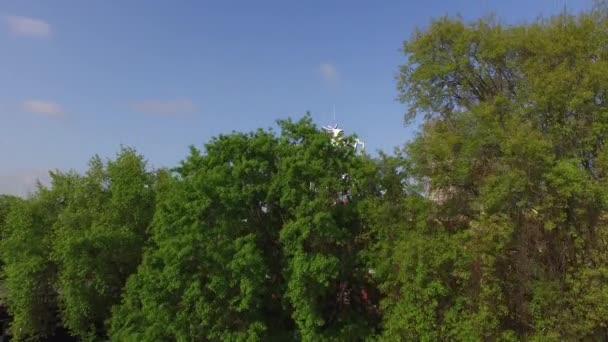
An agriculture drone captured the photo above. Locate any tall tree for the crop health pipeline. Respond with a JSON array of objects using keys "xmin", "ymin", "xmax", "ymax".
[
  {"xmin": 111, "ymin": 130, "xmax": 281, "ymax": 341},
  {"xmin": 0, "ymin": 194, "xmax": 20, "ymax": 336},
  {"xmin": 378, "ymin": 5, "xmax": 608, "ymax": 340},
  {"xmin": 51, "ymin": 147, "xmax": 158, "ymax": 340},
  {"xmin": 1, "ymin": 148, "xmax": 158, "ymax": 341},
  {"xmin": 110, "ymin": 117, "xmax": 379, "ymax": 341},
  {"xmin": 271, "ymin": 118, "xmax": 379, "ymax": 340},
  {"xmin": 0, "ymin": 173, "xmax": 75, "ymax": 340}
]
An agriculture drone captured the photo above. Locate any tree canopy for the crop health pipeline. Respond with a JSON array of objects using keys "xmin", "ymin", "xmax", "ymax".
[
  {"xmin": 1, "ymin": 148, "xmax": 159, "ymax": 341},
  {"xmin": 385, "ymin": 4, "xmax": 608, "ymax": 340},
  {"xmin": 110, "ymin": 118, "xmax": 379, "ymax": 341}
]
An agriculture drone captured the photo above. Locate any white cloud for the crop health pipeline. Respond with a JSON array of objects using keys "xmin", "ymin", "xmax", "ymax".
[
  {"xmin": 4, "ymin": 15, "xmax": 51, "ymax": 38},
  {"xmin": 319, "ymin": 63, "xmax": 338, "ymax": 82},
  {"xmin": 21, "ymin": 100, "xmax": 65, "ymax": 118},
  {"xmin": 130, "ymin": 98, "xmax": 196, "ymax": 116}
]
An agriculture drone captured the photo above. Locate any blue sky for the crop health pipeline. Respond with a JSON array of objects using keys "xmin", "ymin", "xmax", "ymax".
[{"xmin": 0, "ymin": 0, "xmax": 594, "ymax": 195}]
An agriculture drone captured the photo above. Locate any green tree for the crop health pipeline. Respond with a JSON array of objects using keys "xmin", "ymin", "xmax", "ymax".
[
  {"xmin": 0, "ymin": 173, "xmax": 75, "ymax": 340},
  {"xmin": 1, "ymin": 148, "xmax": 158, "ymax": 341},
  {"xmin": 51, "ymin": 147, "xmax": 158, "ymax": 340},
  {"xmin": 0, "ymin": 195, "xmax": 20, "ymax": 309},
  {"xmin": 0, "ymin": 195, "xmax": 19, "ymax": 233},
  {"xmin": 272, "ymin": 118, "xmax": 379, "ymax": 341},
  {"xmin": 110, "ymin": 117, "xmax": 379, "ymax": 341},
  {"xmin": 378, "ymin": 4, "xmax": 608, "ymax": 340},
  {"xmin": 111, "ymin": 128, "xmax": 289, "ymax": 341}
]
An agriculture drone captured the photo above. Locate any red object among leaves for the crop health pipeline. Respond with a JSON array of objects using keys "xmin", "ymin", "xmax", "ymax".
[{"xmin": 361, "ymin": 288, "xmax": 369, "ymax": 302}]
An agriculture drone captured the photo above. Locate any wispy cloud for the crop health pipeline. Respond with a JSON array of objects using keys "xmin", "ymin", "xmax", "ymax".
[
  {"xmin": 130, "ymin": 98, "xmax": 196, "ymax": 116},
  {"xmin": 21, "ymin": 100, "xmax": 65, "ymax": 118},
  {"xmin": 4, "ymin": 15, "xmax": 51, "ymax": 38},
  {"xmin": 318, "ymin": 63, "xmax": 338, "ymax": 83}
]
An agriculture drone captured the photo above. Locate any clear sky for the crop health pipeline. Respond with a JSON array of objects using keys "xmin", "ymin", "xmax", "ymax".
[{"xmin": 0, "ymin": 0, "xmax": 594, "ymax": 196}]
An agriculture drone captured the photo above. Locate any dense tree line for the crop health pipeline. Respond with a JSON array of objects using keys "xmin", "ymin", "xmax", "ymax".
[{"xmin": 3, "ymin": 6, "xmax": 608, "ymax": 341}]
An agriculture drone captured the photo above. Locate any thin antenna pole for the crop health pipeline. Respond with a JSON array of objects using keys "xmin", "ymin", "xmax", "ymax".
[{"xmin": 333, "ymin": 104, "xmax": 336, "ymax": 124}]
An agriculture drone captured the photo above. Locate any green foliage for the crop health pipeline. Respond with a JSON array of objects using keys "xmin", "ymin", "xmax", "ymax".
[
  {"xmin": 0, "ymin": 194, "xmax": 19, "ymax": 299},
  {"xmin": 4, "ymin": 5, "xmax": 608, "ymax": 341},
  {"xmin": 110, "ymin": 117, "xmax": 379, "ymax": 341},
  {"xmin": 373, "ymin": 4, "xmax": 608, "ymax": 340},
  {"xmin": 0, "ymin": 149, "xmax": 158, "ymax": 341},
  {"xmin": 0, "ymin": 195, "xmax": 18, "ymax": 234},
  {"xmin": 112, "ymin": 131, "xmax": 276, "ymax": 340},
  {"xmin": 111, "ymin": 132, "xmax": 279, "ymax": 341},
  {"xmin": 51, "ymin": 148, "xmax": 157, "ymax": 340},
  {"xmin": 0, "ymin": 175, "xmax": 70, "ymax": 340},
  {"xmin": 272, "ymin": 118, "xmax": 379, "ymax": 341}
]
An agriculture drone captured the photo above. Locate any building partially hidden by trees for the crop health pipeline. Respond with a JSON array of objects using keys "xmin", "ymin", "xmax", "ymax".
[{"xmin": 3, "ymin": 4, "xmax": 608, "ymax": 341}]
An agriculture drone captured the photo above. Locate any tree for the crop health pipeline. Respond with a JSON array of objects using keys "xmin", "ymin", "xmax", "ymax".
[
  {"xmin": 110, "ymin": 116, "xmax": 379, "ymax": 341},
  {"xmin": 0, "ymin": 194, "xmax": 20, "ymax": 279},
  {"xmin": 1, "ymin": 148, "xmax": 159, "ymax": 341},
  {"xmin": 51, "ymin": 147, "xmax": 158, "ymax": 340},
  {"xmin": 272, "ymin": 118, "xmax": 380, "ymax": 340},
  {"xmin": 0, "ymin": 195, "xmax": 20, "ymax": 337},
  {"xmin": 110, "ymin": 131, "xmax": 279, "ymax": 341},
  {"xmin": 0, "ymin": 174, "xmax": 74, "ymax": 340},
  {"xmin": 378, "ymin": 5, "xmax": 608, "ymax": 340}
]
